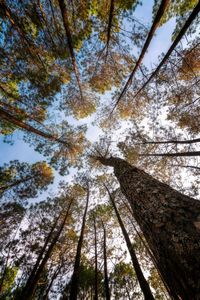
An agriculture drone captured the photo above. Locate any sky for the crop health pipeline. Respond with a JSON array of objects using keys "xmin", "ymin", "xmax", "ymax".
[{"xmin": 0, "ymin": 0, "xmax": 177, "ymax": 201}]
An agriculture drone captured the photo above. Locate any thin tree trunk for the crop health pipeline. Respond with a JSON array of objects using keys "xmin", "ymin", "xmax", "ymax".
[
  {"xmin": 102, "ymin": 221, "xmax": 110, "ymax": 300},
  {"xmin": 0, "ymin": 1, "xmax": 45, "ymax": 68},
  {"xmin": 0, "ymin": 175, "xmax": 34, "ymax": 194},
  {"xmin": 20, "ymin": 199, "xmax": 73, "ymax": 300},
  {"xmin": 105, "ymin": 184, "xmax": 155, "ymax": 300},
  {"xmin": 43, "ymin": 263, "xmax": 62, "ymax": 300},
  {"xmin": 170, "ymin": 164, "xmax": 200, "ymax": 171},
  {"xmin": 62, "ymin": 183, "xmax": 90, "ymax": 300},
  {"xmin": 0, "ymin": 106, "xmax": 69, "ymax": 146},
  {"xmin": 105, "ymin": 0, "xmax": 115, "ymax": 59},
  {"xmin": 93, "ymin": 217, "xmax": 98, "ymax": 300},
  {"xmin": 112, "ymin": 0, "xmax": 170, "ymax": 111},
  {"xmin": 18, "ymin": 213, "xmax": 60, "ymax": 299},
  {"xmin": 58, "ymin": 0, "xmax": 84, "ymax": 101},
  {"xmin": 137, "ymin": 137, "xmax": 200, "ymax": 145},
  {"xmin": 95, "ymin": 156, "xmax": 200, "ymax": 300},
  {"xmin": 140, "ymin": 151, "xmax": 200, "ymax": 157},
  {"xmin": 133, "ymin": 2, "xmax": 200, "ymax": 99}
]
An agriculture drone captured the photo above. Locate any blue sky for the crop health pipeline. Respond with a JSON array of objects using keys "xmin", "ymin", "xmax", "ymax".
[{"xmin": 0, "ymin": 0, "xmax": 177, "ymax": 198}]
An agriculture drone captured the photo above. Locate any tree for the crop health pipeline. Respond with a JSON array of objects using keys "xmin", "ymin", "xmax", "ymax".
[
  {"xmin": 101, "ymin": 220, "xmax": 110, "ymax": 300},
  {"xmin": 0, "ymin": 160, "xmax": 53, "ymax": 200},
  {"xmin": 111, "ymin": 262, "xmax": 139, "ymax": 299},
  {"xmin": 94, "ymin": 155, "xmax": 200, "ymax": 299},
  {"xmin": 62, "ymin": 180, "xmax": 90, "ymax": 300},
  {"xmin": 19, "ymin": 196, "xmax": 74, "ymax": 300},
  {"xmin": 105, "ymin": 184, "xmax": 155, "ymax": 300}
]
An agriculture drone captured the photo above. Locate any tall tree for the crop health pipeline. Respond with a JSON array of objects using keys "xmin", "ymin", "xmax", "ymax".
[
  {"xmin": 19, "ymin": 196, "xmax": 74, "ymax": 300},
  {"xmin": 102, "ymin": 220, "xmax": 110, "ymax": 300},
  {"xmin": 0, "ymin": 160, "xmax": 53, "ymax": 200},
  {"xmin": 94, "ymin": 155, "xmax": 200, "ymax": 299},
  {"xmin": 62, "ymin": 181, "xmax": 90, "ymax": 300},
  {"xmin": 105, "ymin": 184, "xmax": 155, "ymax": 300}
]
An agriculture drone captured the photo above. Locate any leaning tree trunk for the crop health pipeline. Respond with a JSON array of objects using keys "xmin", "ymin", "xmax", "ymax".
[
  {"xmin": 105, "ymin": 185, "xmax": 155, "ymax": 300},
  {"xmin": 113, "ymin": 0, "xmax": 170, "ymax": 110},
  {"xmin": 0, "ymin": 106, "xmax": 69, "ymax": 146},
  {"xmin": 96, "ymin": 156, "xmax": 200, "ymax": 300},
  {"xmin": 62, "ymin": 183, "xmax": 90, "ymax": 300},
  {"xmin": 102, "ymin": 221, "xmax": 110, "ymax": 300},
  {"xmin": 20, "ymin": 199, "xmax": 73, "ymax": 300}
]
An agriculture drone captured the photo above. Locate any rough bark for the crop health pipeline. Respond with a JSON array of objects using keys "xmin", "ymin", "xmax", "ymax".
[
  {"xmin": 133, "ymin": 2, "xmax": 200, "ymax": 99},
  {"xmin": 20, "ymin": 199, "xmax": 73, "ymax": 300},
  {"xmin": 112, "ymin": 0, "xmax": 170, "ymax": 111},
  {"xmin": 105, "ymin": 185, "xmax": 155, "ymax": 300},
  {"xmin": 102, "ymin": 222, "xmax": 110, "ymax": 300},
  {"xmin": 63, "ymin": 184, "xmax": 89, "ymax": 300},
  {"xmin": 96, "ymin": 156, "xmax": 200, "ymax": 300}
]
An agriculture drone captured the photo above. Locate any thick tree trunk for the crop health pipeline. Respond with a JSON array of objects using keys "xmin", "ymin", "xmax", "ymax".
[
  {"xmin": 20, "ymin": 199, "xmax": 73, "ymax": 300},
  {"xmin": 105, "ymin": 185, "xmax": 155, "ymax": 300},
  {"xmin": 93, "ymin": 217, "xmax": 98, "ymax": 300},
  {"xmin": 63, "ymin": 184, "xmax": 89, "ymax": 300},
  {"xmin": 96, "ymin": 156, "xmax": 200, "ymax": 300},
  {"xmin": 102, "ymin": 222, "xmax": 110, "ymax": 300}
]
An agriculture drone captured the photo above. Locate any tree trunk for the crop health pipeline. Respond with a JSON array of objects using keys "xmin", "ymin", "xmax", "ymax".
[
  {"xmin": 93, "ymin": 217, "xmax": 98, "ymax": 300},
  {"xmin": 20, "ymin": 199, "xmax": 73, "ymax": 300},
  {"xmin": 138, "ymin": 137, "xmax": 200, "ymax": 145},
  {"xmin": 105, "ymin": 184, "xmax": 155, "ymax": 300},
  {"xmin": 43, "ymin": 263, "xmax": 62, "ymax": 300},
  {"xmin": 0, "ymin": 175, "xmax": 34, "ymax": 195},
  {"xmin": 102, "ymin": 221, "xmax": 110, "ymax": 300},
  {"xmin": 105, "ymin": 0, "xmax": 115, "ymax": 59},
  {"xmin": 96, "ymin": 156, "xmax": 200, "ymax": 300},
  {"xmin": 140, "ymin": 151, "xmax": 200, "ymax": 157},
  {"xmin": 63, "ymin": 183, "xmax": 90, "ymax": 300},
  {"xmin": 112, "ymin": 0, "xmax": 170, "ymax": 111},
  {"xmin": 58, "ymin": 0, "xmax": 84, "ymax": 101},
  {"xmin": 0, "ymin": 1, "xmax": 45, "ymax": 67},
  {"xmin": 0, "ymin": 106, "xmax": 69, "ymax": 146},
  {"xmin": 133, "ymin": 2, "xmax": 200, "ymax": 99}
]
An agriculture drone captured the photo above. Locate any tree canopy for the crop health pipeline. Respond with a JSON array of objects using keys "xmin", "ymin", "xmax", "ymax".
[{"xmin": 0, "ymin": 0, "xmax": 200, "ymax": 299}]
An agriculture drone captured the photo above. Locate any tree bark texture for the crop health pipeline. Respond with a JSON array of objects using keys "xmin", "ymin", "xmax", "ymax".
[
  {"xmin": 105, "ymin": 185, "xmax": 155, "ymax": 300},
  {"xmin": 97, "ymin": 156, "xmax": 200, "ymax": 300}
]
